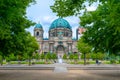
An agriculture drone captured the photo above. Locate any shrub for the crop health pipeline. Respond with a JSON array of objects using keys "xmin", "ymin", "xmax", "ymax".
[
  {"xmin": 63, "ymin": 54, "xmax": 67, "ymax": 59},
  {"xmin": 51, "ymin": 53, "xmax": 57, "ymax": 60},
  {"xmin": 34, "ymin": 53, "xmax": 40, "ymax": 60},
  {"xmin": 40, "ymin": 53, "xmax": 45, "ymax": 59},
  {"xmin": 69, "ymin": 54, "xmax": 74, "ymax": 60},
  {"xmin": 110, "ymin": 60, "xmax": 116, "ymax": 64}
]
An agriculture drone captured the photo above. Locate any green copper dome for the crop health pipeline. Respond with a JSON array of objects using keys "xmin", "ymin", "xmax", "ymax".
[
  {"xmin": 35, "ymin": 23, "xmax": 42, "ymax": 29},
  {"xmin": 49, "ymin": 18, "xmax": 72, "ymax": 30}
]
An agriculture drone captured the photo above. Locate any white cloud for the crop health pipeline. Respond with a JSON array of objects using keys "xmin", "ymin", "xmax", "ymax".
[{"xmin": 26, "ymin": 0, "xmax": 80, "ymax": 38}]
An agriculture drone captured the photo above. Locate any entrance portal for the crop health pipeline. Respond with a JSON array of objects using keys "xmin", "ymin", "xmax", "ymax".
[{"xmin": 56, "ymin": 45, "xmax": 64, "ymax": 59}]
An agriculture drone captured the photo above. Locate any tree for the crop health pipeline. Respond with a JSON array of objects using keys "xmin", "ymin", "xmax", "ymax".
[
  {"xmin": 51, "ymin": 0, "xmax": 103, "ymax": 17},
  {"xmin": 0, "ymin": 51, "xmax": 4, "ymax": 65},
  {"xmin": 0, "ymin": 0, "xmax": 36, "ymax": 62},
  {"xmin": 51, "ymin": 0, "xmax": 85, "ymax": 17},
  {"xmin": 51, "ymin": 0, "xmax": 120, "ymax": 55},
  {"xmin": 80, "ymin": 0, "xmax": 120, "ymax": 54},
  {"xmin": 77, "ymin": 37, "xmax": 92, "ymax": 65},
  {"xmin": 24, "ymin": 33, "xmax": 39, "ymax": 66},
  {"xmin": 0, "ymin": 55, "xmax": 3, "ymax": 66}
]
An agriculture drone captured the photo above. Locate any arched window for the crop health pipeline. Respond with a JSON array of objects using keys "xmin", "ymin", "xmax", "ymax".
[{"xmin": 36, "ymin": 32, "xmax": 39, "ymax": 36}]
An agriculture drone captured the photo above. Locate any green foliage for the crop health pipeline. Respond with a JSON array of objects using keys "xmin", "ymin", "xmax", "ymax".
[
  {"xmin": 51, "ymin": 0, "xmax": 108, "ymax": 17},
  {"xmin": 23, "ymin": 53, "xmax": 29, "ymax": 60},
  {"xmin": 86, "ymin": 53, "xmax": 90, "ymax": 60},
  {"xmin": 0, "ymin": 0, "xmax": 36, "ymax": 58},
  {"xmin": 51, "ymin": 0, "xmax": 85, "ymax": 17},
  {"xmin": 34, "ymin": 53, "xmax": 40, "ymax": 60},
  {"xmin": 77, "ymin": 37, "xmax": 92, "ymax": 54},
  {"xmin": 8, "ymin": 53, "xmax": 17, "ymax": 61},
  {"xmin": 109, "ymin": 54, "xmax": 116, "ymax": 60},
  {"xmin": 91, "ymin": 53, "xmax": 96, "ymax": 60},
  {"xmin": 118, "ymin": 60, "xmax": 120, "ymax": 64},
  {"xmin": 45, "ymin": 52, "xmax": 51, "ymax": 60},
  {"xmin": 91, "ymin": 52, "xmax": 105, "ymax": 60},
  {"xmin": 24, "ymin": 33, "xmax": 39, "ymax": 65},
  {"xmin": 5, "ymin": 57, "xmax": 10, "ymax": 62},
  {"xmin": 51, "ymin": 0, "xmax": 120, "ymax": 55},
  {"xmin": 97, "ymin": 52, "xmax": 105, "ymax": 60},
  {"xmin": 35, "ymin": 61, "xmax": 45, "ymax": 64},
  {"xmin": 0, "ymin": 55, "xmax": 2, "ymax": 64},
  {"xmin": 77, "ymin": 37, "xmax": 92, "ymax": 65},
  {"xmin": 110, "ymin": 60, "xmax": 116, "ymax": 64},
  {"xmin": 69, "ymin": 54, "xmax": 74, "ymax": 60},
  {"xmin": 73, "ymin": 54, "xmax": 79, "ymax": 60},
  {"xmin": 63, "ymin": 54, "xmax": 67, "ymax": 59},
  {"xmin": 40, "ymin": 53, "xmax": 45, "ymax": 59},
  {"xmin": 25, "ymin": 33, "xmax": 39, "ymax": 56},
  {"xmin": 81, "ymin": 53, "xmax": 90, "ymax": 60},
  {"xmin": 80, "ymin": 1, "xmax": 120, "ymax": 54},
  {"xmin": 51, "ymin": 53, "xmax": 57, "ymax": 60}
]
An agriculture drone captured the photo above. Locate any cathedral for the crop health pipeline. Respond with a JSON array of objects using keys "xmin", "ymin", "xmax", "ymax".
[{"xmin": 34, "ymin": 18, "xmax": 81, "ymax": 58}]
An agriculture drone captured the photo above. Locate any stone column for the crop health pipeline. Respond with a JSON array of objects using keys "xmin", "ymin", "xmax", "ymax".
[{"xmin": 49, "ymin": 43, "xmax": 53, "ymax": 53}]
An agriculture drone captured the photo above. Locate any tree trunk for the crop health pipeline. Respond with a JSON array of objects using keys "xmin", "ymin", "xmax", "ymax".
[
  {"xmin": 84, "ymin": 53, "xmax": 86, "ymax": 65},
  {"xmin": 28, "ymin": 57, "xmax": 31, "ymax": 66},
  {"xmin": 0, "ymin": 56, "xmax": 3, "ymax": 66}
]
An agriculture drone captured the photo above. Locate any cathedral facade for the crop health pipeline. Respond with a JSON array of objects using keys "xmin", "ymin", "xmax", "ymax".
[{"xmin": 34, "ymin": 18, "xmax": 79, "ymax": 57}]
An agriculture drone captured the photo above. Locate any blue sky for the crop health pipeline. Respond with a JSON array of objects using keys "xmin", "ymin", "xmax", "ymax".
[{"xmin": 26, "ymin": 0, "xmax": 97, "ymax": 38}]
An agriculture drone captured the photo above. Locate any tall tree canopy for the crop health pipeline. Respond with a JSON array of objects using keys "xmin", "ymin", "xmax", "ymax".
[
  {"xmin": 80, "ymin": 0, "xmax": 120, "ymax": 54},
  {"xmin": 50, "ymin": 0, "xmax": 106, "ymax": 17},
  {"xmin": 0, "ymin": 0, "xmax": 36, "ymax": 57},
  {"xmin": 51, "ymin": 0, "xmax": 120, "ymax": 54}
]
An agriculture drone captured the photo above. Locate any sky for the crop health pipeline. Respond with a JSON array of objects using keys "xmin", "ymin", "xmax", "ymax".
[{"xmin": 26, "ymin": 0, "xmax": 97, "ymax": 38}]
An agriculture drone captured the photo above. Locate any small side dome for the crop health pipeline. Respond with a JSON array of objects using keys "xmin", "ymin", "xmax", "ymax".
[{"xmin": 34, "ymin": 23, "xmax": 42, "ymax": 29}]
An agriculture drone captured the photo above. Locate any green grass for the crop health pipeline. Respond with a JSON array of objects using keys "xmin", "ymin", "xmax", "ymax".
[
  {"xmin": 10, "ymin": 61, "xmax": 28, "ymax": 64},
  {"xmin": 2, "ymin": 59, "xmax": 120, "ymax": 65},
  {"xmin": 66, "ymin": 60, "xmax": 120, "ymax": 64},
  {"xmin": 35, "ymin": 61, "xmax": 45, "ymax": 64}
]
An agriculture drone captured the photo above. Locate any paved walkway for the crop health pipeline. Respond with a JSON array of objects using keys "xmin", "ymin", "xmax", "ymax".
[
  {"xmin": 0, "ymin": 63, "xmax": 120, "ymax": 70},
  {"xmin": 54, "ymin": 66, "xmax": 68, "ymax": 72},
  {"xmin": 1, "ymin": 63, "xmax": 120, "ymax": 80},
  {"xmin": 0, "ymin": 69, "xmax": 120, "ymax": 80}
]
